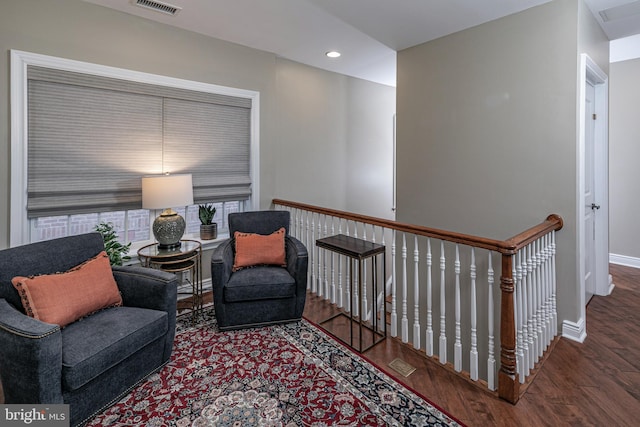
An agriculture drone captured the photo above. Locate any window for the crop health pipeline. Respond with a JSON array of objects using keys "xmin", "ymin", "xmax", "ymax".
[
  {"xmin": 11, "ymin": 50, "xmax": 260, "ymax": 247},
  {"xmin": 30, "ymin": 201, "xmax": 242, "ymax": 246}
]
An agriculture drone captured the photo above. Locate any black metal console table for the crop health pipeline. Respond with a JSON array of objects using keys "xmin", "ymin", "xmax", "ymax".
[{"xmin": 316, "ymin": 234, "xmax": 386, "ymax": 352}]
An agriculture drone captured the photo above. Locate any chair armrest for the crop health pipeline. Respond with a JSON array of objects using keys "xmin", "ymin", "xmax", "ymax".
[
  {"xmin": 285, "ymin": 235, "xmax": 308, "ymax": 291},
  {"xmin": 211, "ymin": 239, "xmax": 234, "ymax": 323},
  {"xmin": 285, "ymin": 236, "xmax": 308, "ymax": 317},
  {"xmin": 112, "ymin": 266, "xmax": 178, "ymax": 361},
  {"xmin": 112, "ymin": 266, "xmax": 178, "ymax": 313},
  {"xmin": 0, "ymin": 299, "xmax": 64, "ymax": 404},
  {"xmin": 211, "ymin": 239, "xmax": 234, "ymax": 292},
  {"xmin": 286, "ymin": 236, "xmax": 308, "ymax": 265}
]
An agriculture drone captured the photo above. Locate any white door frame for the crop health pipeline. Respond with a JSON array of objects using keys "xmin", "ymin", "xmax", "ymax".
[{"xmin": 567, "ymin": 54, "xmax": 610, "ymax": 342}]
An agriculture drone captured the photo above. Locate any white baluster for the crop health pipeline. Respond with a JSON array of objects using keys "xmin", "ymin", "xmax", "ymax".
[
  {"xmin": 378, "ymin": 227, "xmax": 387, "ymax": 332},
  {"xmin": 470, "ymin": 247, "xmax": 478, "ymax": 381},
  {"xmin": 439, "ymin": 241, "xmax": 447, "ymax": 365},
  {"xmin": 310, "ymin": 212, "xmax": 317, "ymax": 294},
  {"xmin": 345, "ymin": 221, "xmax": 352, "ymax": 314},
  {"xmin": 401, "ymin": 233, "xmax": 409, "ymax": 343},
  {"xmin": 317, "ymin": 215, "xmax": 325, "ymax": 299},
  {"xmin": 390, "ymin": 229, "xmax": 398, "ymax": 337},
  {"xmin": 551, "ymin": 231, "xmax": 558, "ymax": 337},
  {"xmin": 531, "ymin": 240, "xmax": 539, "ymax": 361},
  {"xmin": 516, "ymin": 250, "xmax": 525, "ymax": 383},
  {"xmin": 545, "ymin": 234, "xmax": 553, "ymax": 345},
  {"xmin": 304, "ymin": 211, "xmax": 309, "ymax": 289},
  {"xmin": 318, "ymin": 215, "xmax": 325, "ymax": 299},
  {"xmin": 329, "ymin": 217, "xmax": 336, "ymax": 304},
  {"xmin": 337, "ymin": 219, "xmax": 344, "ymax": 308},
  {"xmin": 413, "ymin": 235, "xmax": 421, "ymax": 350},
  {"xmin": 321, "ymin": 215, "xmax": 328, "ymax": 298},
  {"xmin": 487, "ymin": 251, "xmax": 496, "ymax": 391},
  {"xmin": 426, "ymin": 238, "xmax": 434, "ymax": 357},
  {"xmin": 288, "ymin": 207, "xmax": 293, "ymax": 237},
  {"xmin": 295, "ymin": 208, "xmax": 300, "ymax": 239},
  {"xmin": 351, "ymin": 223, "xmax": 359, "ymax": 318},
  {"xmin": 454, "ymin": 244, "xmax": 462, "ymax": 372},
  {"xmin": 299, "ymin": 209, "xmax": 306, "ymax": 254},
  {"xmin": 520, "ymin": 246, "xmax": 530, "ymax": 378},
  {"xmin": 370, "ymin": 225, "xmax": 379, "ymax": 324},
  {"xmin": 541, "ymin": 235, "xmax": 549, "ymax": 349},
  {"xmin": 535, "ymin": 239, "xmax": 544, "ymax": 359},
  {"xmin": 527, "ymin": 242, "xmax": 536, "ymax": 369},
  {"xmin": 361, "ymin": 224, "xmax": 369, "ymax": 322}
]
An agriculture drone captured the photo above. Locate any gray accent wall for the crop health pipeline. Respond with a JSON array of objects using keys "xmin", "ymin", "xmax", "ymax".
[
  {"xmin": 345, "ymin": 78, "xmax": 396, "ymax": 220},
  {"xmin": 396, "ymin": 0, "xmax": 608, "ymax": 329},
  {"xmin": 610, "ymin": 58, "xmax": 640, "ymax": 260},
  {"xmin": 0, "ymin": 0, "xmax": 395, "ymax": 248},
  {"xmin": 275, "ymin": 59, "xmax": 395, "ymax": 219}
]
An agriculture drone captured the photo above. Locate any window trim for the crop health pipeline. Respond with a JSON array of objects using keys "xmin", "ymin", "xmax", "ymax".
[{"xmin": 10, "ymin": 50, "xmax": 260, "ymax": 247}]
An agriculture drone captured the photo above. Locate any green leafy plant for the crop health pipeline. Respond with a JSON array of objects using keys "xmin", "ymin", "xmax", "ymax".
[
  {"xmin": 95, "ymin": 222, "xmax": 131, "ymax": 266},
  {"xmin": 198, "ymin": 204, "xmax": 217, "ymax": 225}
]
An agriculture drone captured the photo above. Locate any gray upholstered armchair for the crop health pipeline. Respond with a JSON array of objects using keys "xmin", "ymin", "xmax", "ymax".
[
  {"xmin": 0, "ymin": 233, "xmax": 178, "ymax": 427},
  {"xmin": 211, "ymin": 210, "xmax": 308, "ymax": 330}
]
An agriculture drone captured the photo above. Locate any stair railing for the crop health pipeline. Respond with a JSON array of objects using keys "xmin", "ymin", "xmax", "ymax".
[{"xmin": 273, "ymin": 199, "xmax": 563, "ymax": 403}]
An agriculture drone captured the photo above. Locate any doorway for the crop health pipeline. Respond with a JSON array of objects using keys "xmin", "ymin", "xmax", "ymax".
[{"xmin": 573, "ymin": 54, "xmax": 611, "ymax": 341}]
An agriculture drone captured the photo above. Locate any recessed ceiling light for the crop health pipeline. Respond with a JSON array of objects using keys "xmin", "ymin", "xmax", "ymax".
[{"xmin": 326, "ymin": 51, "xmax": 341, "ymax": 58}]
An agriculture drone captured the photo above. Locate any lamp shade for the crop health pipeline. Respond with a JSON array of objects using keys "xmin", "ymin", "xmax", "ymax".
[{"xmin": 142, "ymin": 174, "xmax": 194, "ymax": 210}]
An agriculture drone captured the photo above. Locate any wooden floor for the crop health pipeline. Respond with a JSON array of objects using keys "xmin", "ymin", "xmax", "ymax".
[
  {"xmin": 2, "ymin": 264, "xmax": 638, "ymax": 425},
  {"xmin": 302, "ymin": 263, "xmax": 640, "ymax": 427}
]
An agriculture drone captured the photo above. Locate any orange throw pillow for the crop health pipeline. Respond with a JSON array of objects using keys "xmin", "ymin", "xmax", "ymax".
[
  {"xmin": 233, "ymin": 227, "xmax": 287, "ymax": 271},
  {"xmin": 12, "ymin": 251, "xmax": 123, "ymax": 327}
]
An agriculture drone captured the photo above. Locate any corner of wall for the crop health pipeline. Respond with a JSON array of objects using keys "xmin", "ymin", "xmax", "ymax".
[{"xmin": 562, "ymin": 317, "xmax": 587, "ymax": 343}]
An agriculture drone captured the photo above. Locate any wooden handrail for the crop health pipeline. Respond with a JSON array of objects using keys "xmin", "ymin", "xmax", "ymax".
[
  {"xmin": 274, "ymin": 198, "xmax": 563, "ymax": 404},
  {"xmin": 273, "ymin": 199, "xmax": 562, "ymax": 254}
]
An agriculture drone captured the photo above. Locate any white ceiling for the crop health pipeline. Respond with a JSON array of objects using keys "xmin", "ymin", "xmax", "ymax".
[
  {"xmin": 84, "ymin": 0, "xmax": 640, "ymax": 87},
  {"xmin": 584, "ymin": 0, "xmax": 640, "ymax": 40}
]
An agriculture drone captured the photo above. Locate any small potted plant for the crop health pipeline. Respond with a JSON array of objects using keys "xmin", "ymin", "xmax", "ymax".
[
  {"xmin": 198, "ymin": 203, "xmax": 217, "ymax": 240},
  {"xmin": 95, "ymin": 222, "xmax": 131, "ymax": 266}
]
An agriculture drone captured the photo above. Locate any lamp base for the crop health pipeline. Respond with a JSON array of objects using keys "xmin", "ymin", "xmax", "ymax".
[
  {"xmin": 158, "ymin": 241, "xmax": 182, "ymax": 250},
  {"xmin": 152, "ymin": 210, "xmax": 186, "ymax": 249}
]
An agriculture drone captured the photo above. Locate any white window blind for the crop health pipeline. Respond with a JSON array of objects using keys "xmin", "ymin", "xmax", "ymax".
[{"xmin": 27, "ymin": 66, "xmax": 252, "ymax": 218}]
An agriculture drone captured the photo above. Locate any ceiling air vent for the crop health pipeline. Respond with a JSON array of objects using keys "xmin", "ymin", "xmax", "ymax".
[
  {"xmin": 599, "ymin": 0, "xmax": 640, "ymax": 22},
  {"xmin": 133, "ymin": 0, "xmax": 182, "ymax": 16}
]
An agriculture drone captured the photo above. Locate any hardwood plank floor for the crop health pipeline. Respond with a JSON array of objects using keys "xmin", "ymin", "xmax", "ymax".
[
  {"xmin": 302, "ymin": 263, "xmax": 640, "ymax": 426},
  {"xmin": 2, "ymin": 264, "xmax": 638, "ymax": 426}
]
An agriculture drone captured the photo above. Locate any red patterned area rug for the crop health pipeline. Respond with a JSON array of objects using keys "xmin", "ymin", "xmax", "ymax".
[{"xmin": 87, "ymin": 307, "xmax": 462, "ymax": 426}]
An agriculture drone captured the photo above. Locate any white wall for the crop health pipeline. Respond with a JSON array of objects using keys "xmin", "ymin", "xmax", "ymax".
[
  {"xmin": 0, "ymin": 0, "xmax": 396, "ymax": 249},
  {"xmin": 345, "ymin": 78, "xmax": 396, "ymax": 220},
  {"xmin": 274, "ymin": 59, "xmax": 395, "ymax": 218},
  {"xmin": 396, "ymin": 0, "xmax": 608, "ymax": 333},
  {"xmin": 609, "ymin": 58, "xmax": 640, "ymax": 263},
  {"xmin": 274, "ymin": 59, "xmax": 349, "ymax": 210}
]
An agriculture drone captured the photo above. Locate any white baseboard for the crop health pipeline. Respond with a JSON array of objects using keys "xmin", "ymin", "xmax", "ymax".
[
  {"xmin": 562, "ymin": 318, "xmax": 587, "ymax": 343},
  {"xmin": 557, "ymin": 254, "xmax": 637, "ymax": 343},
  {"xmin": 606, "ymin": 273, "xmax": 615, "ymax": 296},
  {"xmin": 609, "ymin": 253, "xmax": 640, "ymax": 269}
]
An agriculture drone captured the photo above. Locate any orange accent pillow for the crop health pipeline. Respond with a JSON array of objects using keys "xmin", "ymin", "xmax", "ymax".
[
  {"xmin": 233, "ymin": 227, "xmax": 287, "ymax": 271},
  {"xmin": 12, "ymin": 251, "xmax": 123, "ymax": 327}
]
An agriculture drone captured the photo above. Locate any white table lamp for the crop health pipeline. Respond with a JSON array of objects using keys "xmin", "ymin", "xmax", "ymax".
[{"xmin": 142, "ymin": 174, "xmax": 194, "ymax": 249}]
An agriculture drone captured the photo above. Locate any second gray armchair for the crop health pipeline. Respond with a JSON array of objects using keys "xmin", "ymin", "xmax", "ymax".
[{"xmin": 211, "ymin": 210, "xmax": 308, "ymax": 330}]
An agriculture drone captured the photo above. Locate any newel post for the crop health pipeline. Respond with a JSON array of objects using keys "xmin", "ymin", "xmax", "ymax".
[{"xmin": 498, "ymin": 253, "xmax": 520, "ymax": 403}]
